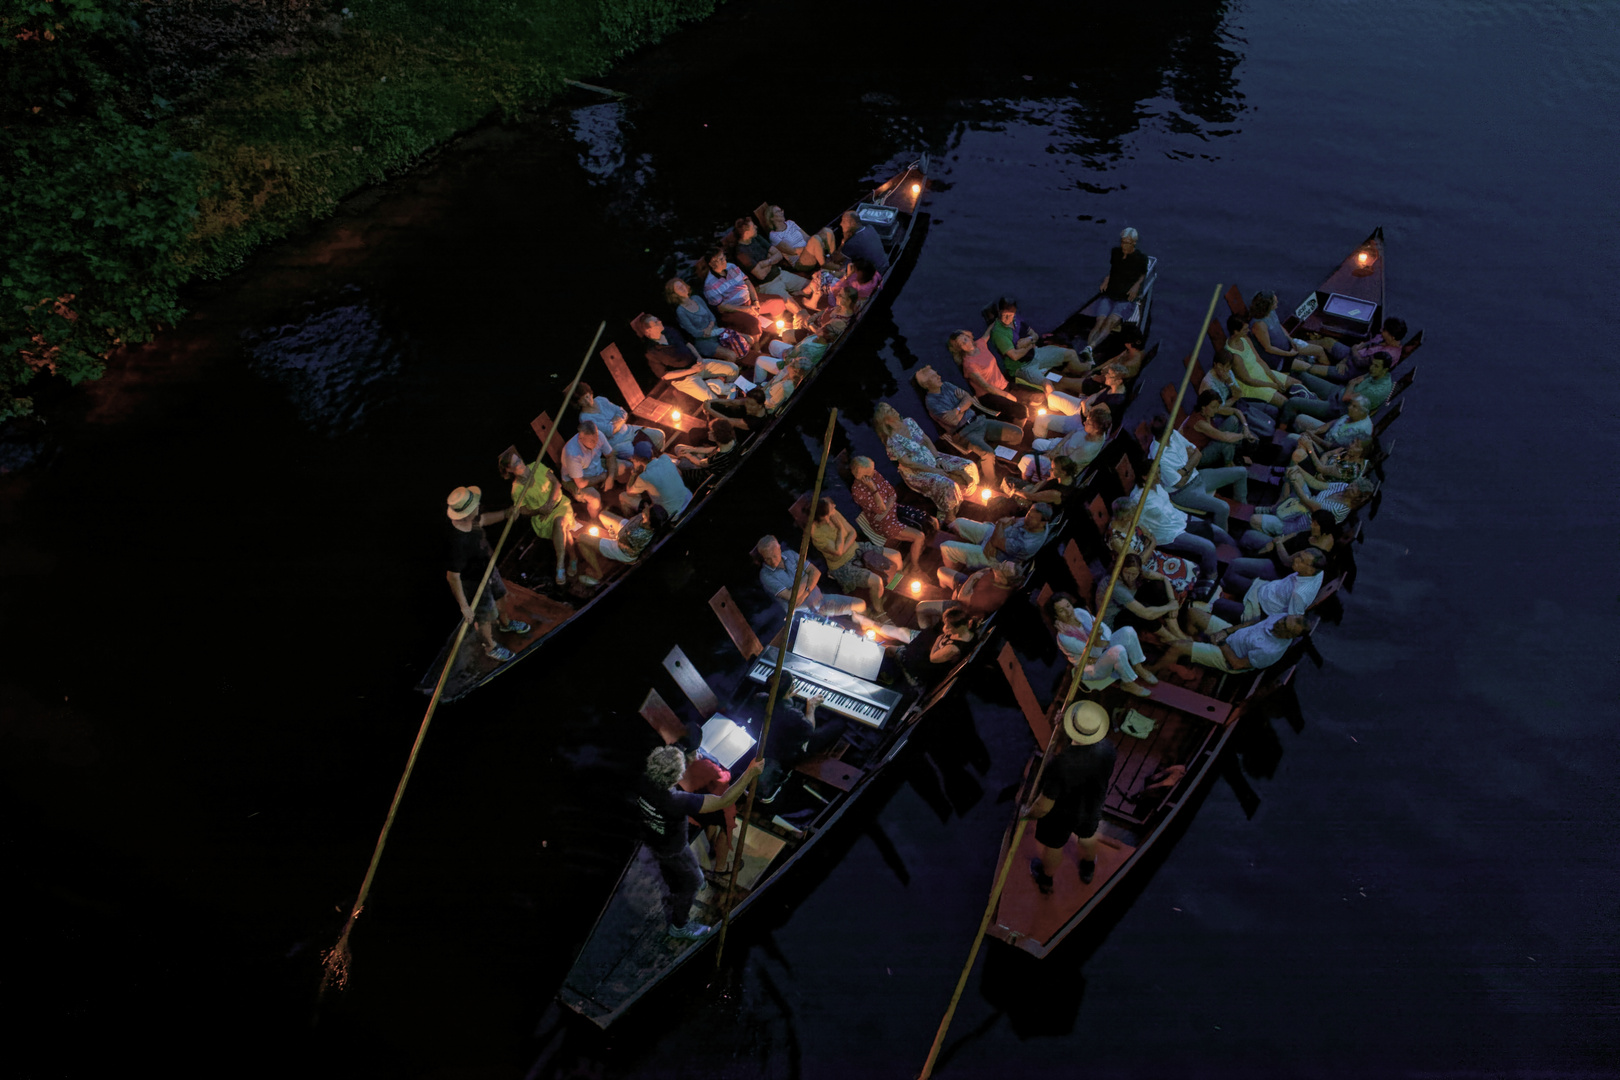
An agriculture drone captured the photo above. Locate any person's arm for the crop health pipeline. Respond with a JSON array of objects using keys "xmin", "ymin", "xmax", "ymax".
[
  {"xmin": 1252, "ymin": 320, "xmax": 1295, "ymax": 358},
  {"xmin": 1021, "ymin": 792, "xmax": 1056, "ymax": 819},
  {"xmin": 446, "ymin": 571, "xmax": 475, "ymax": 625},
  {"xmin": 834, "ymin": 516, "xmax": 857, "ymax": 558},
  {"xmin": 930, "ymin": 633, "xmax": 964, "ymax": 665},
  {"xmin": 956, "ymin": 569, "xmax": 987, "ymax": 604},
  {"xmin": 476, "ymin": 508, "xmax": 507, "ymax": 527},
  {"xmin": 1218, "ymin": 643, "xmax": 1252, "ymax": 670},
  {"xmin": 600, "ymin": 450, "xmax": 617, "ymax": 491},
  {"xmin": 986, "ymin": 519, "xmax": 1009, "ymax": 555},
  {"xmin": 696, "ymin": 759, "xmax": 766, "ymax": 813},
  {"xmin": 1125, "ymin": 271, "xmax": 1146, "ymax": 302},
  {"xmin": 1195, "ymin": 416, "xmax": 1243, "ymax": 445},
  {"xmin": 1137, "ymin": 530, "xmax": 1157, "ymax": 564}
]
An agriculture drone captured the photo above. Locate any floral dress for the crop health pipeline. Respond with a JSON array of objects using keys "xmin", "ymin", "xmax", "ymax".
[
  {"xmin": 1112, "ymin": 523, "xmax": 1197, "ymax": 599},
  {"xmin": 884, "ymin": 416, "xmax": 978, "ymax": 515}
]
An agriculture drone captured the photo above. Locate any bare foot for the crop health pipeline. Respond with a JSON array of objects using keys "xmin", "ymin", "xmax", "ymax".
[{"xmin": 1120, "ymin": 680, "xmax": 1153, "ymax": 697}]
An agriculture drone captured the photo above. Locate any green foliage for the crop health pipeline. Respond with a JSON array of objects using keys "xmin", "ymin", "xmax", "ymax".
[{"xmin": 0, "ymin": 0, "xmax": 723, "ymax": 421}]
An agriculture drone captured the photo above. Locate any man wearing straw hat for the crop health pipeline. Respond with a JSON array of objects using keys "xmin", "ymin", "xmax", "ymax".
[
  {"xmin": 445, "ymin": 485, "xmax": 529, "ymax": 662},
  {"xmin": 1022, "ymin": 701, "xmax": 1118, "ymax": 891}
]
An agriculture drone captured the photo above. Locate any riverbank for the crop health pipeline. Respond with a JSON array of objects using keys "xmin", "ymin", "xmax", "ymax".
[{"xmin": 0, "ymin": 0, "xmax": 718, "ymax": 422}]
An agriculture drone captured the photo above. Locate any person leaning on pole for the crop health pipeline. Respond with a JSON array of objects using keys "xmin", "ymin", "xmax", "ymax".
[{"xmin": 444, "ymin": 485, "xmax": 529, "ymax": 662}]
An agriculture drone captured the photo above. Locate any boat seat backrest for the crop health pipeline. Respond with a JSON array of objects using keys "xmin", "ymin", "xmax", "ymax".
[
  {"xmin": 709, "ymin": 586, "xmax": 763, "ymax": 661},
  {"xmin": 599, "ymin": 342, "xmax": 646, "ymax": 409},
  {"xmin": 1372, "ymin": 397, "xmax": 1404, "ymax": 437},
  {"xmin": 1206, "ymin": 318, "xmax": 1228, "ymax": 353},
  {"xmin": 639, "ymin": 689, "xmax": 688, "ymax": 745},
  {"xmin": 1063, "ymin": 540, "xmax": 1095, "ymax": 599},
  {"xmin": 1224, "ymin": 285, "xmax": 1249, "ymax": 321},
  {"xmin": 1088, "ymin": 494, "xmax": 1110, "ymax": 535},
  {"xmin": 662, "ymin": 645, "xmax": 719, "ymax": 718},
  {"xmin": 529, "ymin": 411, "xmax": 564, "ymax": 466}
]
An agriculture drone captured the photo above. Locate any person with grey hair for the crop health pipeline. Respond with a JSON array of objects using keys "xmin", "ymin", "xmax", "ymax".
[
  {"xmin": 639, "ymin": 745, "xmax": 762, "ymax": 940},
  {"xmin": 1087, "ymin": 226, "xmax": 1150, "ymax": 347},
  {"xmin": 1241, "ymin": 476, "xmax": 1376, "ymax": 550},
  {"xmin": 754, "ymin": 534, "xmax": 866, "ymax": 617},
  {"xmin": 1285, "ymin": 395, "xmax": 1373, "ymax": 456},
  {"xmin": 1153, "ymin": 612, "xmax": 1308, "ymax": 678},
  {"xmin": 561, "ymin": 418, "xmax": 618, "ymax": 520},
  {"xmin": 1210, "ymin": 546, "xmax": 1326, "ymax": 624}
]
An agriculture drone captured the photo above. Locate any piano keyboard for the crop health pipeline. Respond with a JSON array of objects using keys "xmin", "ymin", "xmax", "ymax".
[{"xmin": 747, "ymin": 647, "xmax": 903, "ymax": 729}]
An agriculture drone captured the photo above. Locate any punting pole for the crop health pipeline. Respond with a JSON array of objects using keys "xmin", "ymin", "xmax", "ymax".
[
  {"xmin": 918, "ymin": 286, "xmax": 1223, "ymax": 1078},
  {"xmin": 713, "ymin": 408, "xmax": 841, "ymax": 972},
  {"xmin": 319, "ymin": 321, "xmax": 606, "ymax": 998}
]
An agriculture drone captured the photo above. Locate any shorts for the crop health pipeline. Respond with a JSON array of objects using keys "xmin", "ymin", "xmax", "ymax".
[
  {"xmin": 827, "ymin": 557, "xmax": 874, "ymax": 593},
  {"xmin": 1036, "ymin": 811, "xmax": 1099, "ymax": 849},
  {"xmin": 599, "ymin": 537, "xmax": 638, "ymax": 564},
  {"xmin": 1089, "ymin": 297, "xmax": 1139, "ymax": 323},
  {"xmin": 1190, "ymin": 615, "xmax": 1241, "ymax": 672},
  {"xmin": 471, "ymin": 569, "xmax": 507, "ymax": 624}
]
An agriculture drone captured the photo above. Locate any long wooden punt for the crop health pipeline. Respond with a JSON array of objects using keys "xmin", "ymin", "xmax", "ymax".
[
  {"xmin": 418, "ymin": 157, "xmax": 930, "ymax": 701},
  {"xmin": 555, "ymin": 426, "xmax": 1155, "ymax": 1029},
  {"xmin": 987, "ymin": 228, "xmax": 1414, "ymax": 958}
]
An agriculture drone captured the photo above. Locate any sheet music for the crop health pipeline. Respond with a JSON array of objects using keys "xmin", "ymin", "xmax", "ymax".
[
  {"xmin": 792, "ymin": 618, "xmax": 844, "ymax": 667},
  {"xmin": 832, "ymin": 633, "xmax": 885, "ymax": 681},
  {"xmin": 699, "ymin": 715, "xmax": 755, "ymax": 770}
]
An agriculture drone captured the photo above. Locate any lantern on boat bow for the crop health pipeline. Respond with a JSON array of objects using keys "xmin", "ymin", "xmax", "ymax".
[{"xmin": 1352, "ymin": 246, "xmax": 1379, "ymax": 276}]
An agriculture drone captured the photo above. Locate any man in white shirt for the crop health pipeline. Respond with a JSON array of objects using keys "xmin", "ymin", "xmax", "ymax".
[
  {"xmin": 620, "ymin": 445, "xmax": 693, "ymax": 518},
  {"xmin": 1209, "ymin": 548, "xmax": 1325, "ymax": 624},
  {"xmin": 1149, "ymin": 414, "xmax": 1249, "ymax": 534},
  {"xmin": 562, "ymin": 420, "xmax": 618, "ymax": 520},
  {"xmin": 1154, "ymin": 612, "xmax": 1306, "ymax": 677},
  {"xmin": 1116, "ymin": 482, "xmax": 1235, "ymax": 580}
]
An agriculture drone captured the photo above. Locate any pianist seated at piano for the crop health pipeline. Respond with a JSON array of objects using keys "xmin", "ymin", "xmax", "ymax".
[
  {"xmin": 754, "ymin": 535, "xmax": 866, "ymax": 618},
  {"xmin": 753, "ymin": 680, "xmax": 849, "ymax": 803}
]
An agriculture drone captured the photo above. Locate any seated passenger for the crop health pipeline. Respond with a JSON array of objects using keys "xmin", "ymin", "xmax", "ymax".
[
  {"xmin": 754, "ymin": 534, "xmax": 866, "ymax": 618},
  {"xmin": 670, "ymin": 417, "xmax": 741, "ymax": 480},
  {"xmin": 763, "ymin": 319, "xmax": 844, "ymax": 377},
  {"xmin": 1294, "ymin": 438, "xmax": 1374, "ymax": 486},
  {"xmin": 634, "ymin": 313, "xmax": 740, "ymax": 403},
  {"xmin": 1106, "ymin": 504, "xmax": 1198, "ymax": 602},
  {"xmin": 1117, "ymin": 481, "xmax": 1236, "ymax": 580},
  {"xmin": 765, "ymin": 205, "xmax": 838, "ymax": 271},
  {"xmin": 1298, "ymin": 349, "xmax": 1394, "ymax": 413},
  {"xmin": 1240, "ymin": 476, "xmax": 1376, "ymax": 552},
  {"xmin": 941, "ymin": 503, "xmax": 1051, "ymax": 571},
  {"xmin": 836, "ymin": 256, "xmax": 883, "ymax": 306},
  {"xmin": 872, "ymin": 401, "xmax": 980, "ymax": 520},
  {"xmin": 1211, "ymin": 547, "xmax": 1326, "ymax": 625},
  {"xmin": 576, "ymin": 503, "xmax": 668, "ymax": 585},
  {"xmin": 754, "ymin": 680, "xmax": 848, "ymax": 803},
  {"xmin": 1181, "ymin": 388, "xmax": 1257, "ymax": 468},
  {"xmin": 808, "ymin": 285, "xmax": 860, "ymax": 333},
  {"xmin": 1245, "ymin": 508, "xmax": 1342, "ymax": 578},
  {"xmin": 809, "ymin": 496, "xmax": 893, "ymax": 617},
  {"xmin": 947, "ymin": 328, "xmax": 1022, "ymax": 416},
  {"xmin": 666, "ymin": 278, "xmax": 749, "ymax": 362},
  {"xmin": 1097, "ymin": 553, "xmax": 1189, "ymax": 642},
  {"xmin": 1011, "ymin": 454, "xmax": 1085, "ymax": 515},
  {"xmin": 1047, "ymin": 592, "xmax": 1155, "ymax": 698},
  {"xmin": 702, "ymin": 386, "xmax": 770, "ymax": 430},
  {"xmin": 893, "ymin": 604, "xmax": 981, "ymax": 685},
  {"xmin": 1288, "ymin": 395, "xmax": 1373, "ymax": 455},
  {"xmin": 987, "ymin": 296, "xmax": 1090, "ymax": 391},
  {"xmin": 1224, "ymin": 314, "xmax": 1332, "ymax": 429},
  {"xmin": 916, "ymin": 364, "xmax": 1023, "ymax": 482},
  {"xmin": 1086, "ymin": 226, "xmax": 1150, "ymax": 347},
  {"xmin": 1249, "ymin": 290, "xmax": 1332, "ymax": 368},
  {"xmin": 1153, "ymin": 612, "xmax": 1307, "ymax": 677},
  {"xmin": 577, "ymin": 381, "xmax": 664, "ymax": 461},
  {"xmin": 837, "ymin": 210, "xmax": 890, "ymax": 272},
  {"xmin": 701, "ymin": 248, "xmax": 788, "ymax": 332},
  {"xmin": 1091, "ymin": 325, "xmax": 1149, "ymax": 382},
  {"xmin": 500, "ymin": 449, "xmax": 576, "ymax": 587},
  {"xmin": 849, "ymin": 454, "xmax": 928, "ymax": 571},
  {"xmin": 918, "ymin": 559, "xmax": 1023, "ymax": 624},
  {"xmin": 1149, "ymin": 413, "xmax": 1249, "ymax": 535},
  {"xmin": 561, "ymin": 419, "xmax": 619, "ymax": 519},
  {"xmin": 1033, "ymin": 402, "xmax": 1111, "ymax": 474},
  {"xmin": 1202, "ymin": 348, "xmax": 1278, "ymax": 438},
  {"xmin": 620, "ymin": 443, "xmax": 693, "ymax": 519},
  {"xmin": 728, "ymin": 216, "xmax": 808, "ymax": 310},
  {"xmin": 1294, "ymin": 317, "xmax": 1408, "ymax": 384}
]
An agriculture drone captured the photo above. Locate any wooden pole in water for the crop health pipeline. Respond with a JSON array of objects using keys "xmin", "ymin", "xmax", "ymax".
[
  {"xmin": 713, "ymin": 408, "xmax": 840, "ymax": 972},
  {"xmin": 319, "ymin": 321, "xmax": 606, "ymax": 998},
  {"xmin": 918, "ymin": 286, "xmax": 1222, "ymax": 1078}
]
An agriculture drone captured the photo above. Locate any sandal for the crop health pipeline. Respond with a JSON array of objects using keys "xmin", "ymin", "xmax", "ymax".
[
  {"xmin": 485, "ymin": 643, "xmax": 514, "ymax": 662},
  {"xmin": 497, "ymin": 620, "xmax": 530, "ymax": 635}
]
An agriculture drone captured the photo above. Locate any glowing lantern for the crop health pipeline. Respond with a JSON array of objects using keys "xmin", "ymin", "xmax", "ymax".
[
  {"xmin": 1352, "ymin": 247, "xmax": 1378, "ymax": 276},
  {"xmin": 775, "ymin": 318, "xmax": 786, "ymax": 332}
]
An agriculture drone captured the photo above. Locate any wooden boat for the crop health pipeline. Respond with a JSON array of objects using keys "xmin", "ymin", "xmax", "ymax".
[
  {"xmin": 417, "ymin": 156, "xmax": 931, "ymax": 701},
  {"xmin": 555, "ymin": 431, "xmax": 1156, "ymax": 1029},
  {"xmin": 985, "ymin": 227, "xmax": 1420, "ymax": 958}
]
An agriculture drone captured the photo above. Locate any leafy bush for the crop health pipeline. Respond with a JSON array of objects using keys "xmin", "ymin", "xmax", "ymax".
[{"xmin": 0, "ymin": 0, "xmax": 723, "ymax": 421}]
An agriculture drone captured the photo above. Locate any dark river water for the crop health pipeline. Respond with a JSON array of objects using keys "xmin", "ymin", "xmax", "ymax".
[{"xmin": 4, "ymin": 1, "xmax": 1617, "ymax": 1077}]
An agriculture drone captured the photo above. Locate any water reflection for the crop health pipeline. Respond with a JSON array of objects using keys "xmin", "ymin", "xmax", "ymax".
[{"xmin": 241, "ymin": 287, "xmax": 406, "ymax": 437}]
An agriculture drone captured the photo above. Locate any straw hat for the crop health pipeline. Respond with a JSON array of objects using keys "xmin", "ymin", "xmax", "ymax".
[
  {"xmin": 1062, "ymin": 701, "xmax": 1110, "ymax": 746},
  {"xmin": 445, "ymin": 485, "xmax": 482, "ymax": 520}
]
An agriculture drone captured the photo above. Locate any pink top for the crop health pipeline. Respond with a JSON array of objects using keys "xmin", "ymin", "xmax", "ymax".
[{"xmin": 961, "ymin": 338, "xmax": 1009, "ymax": 393}]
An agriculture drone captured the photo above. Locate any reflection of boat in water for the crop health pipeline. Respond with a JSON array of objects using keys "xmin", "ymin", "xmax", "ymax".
[
  {"xmin": 417, "ymin": 157, "xmax": 931, "ymax": 702},
  {"xmin": 985, "ymin": 227, "xmax": 1420, "ymax": 958}
]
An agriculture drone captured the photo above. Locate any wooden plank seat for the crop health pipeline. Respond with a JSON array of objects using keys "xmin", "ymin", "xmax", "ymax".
[
  {"xmin": 1372, "ymin": 397, "xmax": 1405, "ymax": 438},
  {"xmin": 639, "ymin": 688, "xmax": 688, "ymax": 745},
  {"xmin": 1388, "ymin": 365, "xmax": 1417, "ymax": 402},
  {"xmin": 795, "ymin": 755, "xmax": 864, "ymax": 792},
  {"xmin": 663, "ymin": 645, "xmax": 719, "ymax": 718},
  {"xmin": 1394, "ymin": 328, "xmax": 1423, "ymax": 367},
  {"xmin": 1308, "ymin": 573, "xmax": 1345, "ymax": 610},
  {"xmin": 710, "ymin": 586, "xmax": 763, "ymax": 660},
  {"xmin": 1147, "ymin": 680, "xmax": 1235, "ymax": 724}
]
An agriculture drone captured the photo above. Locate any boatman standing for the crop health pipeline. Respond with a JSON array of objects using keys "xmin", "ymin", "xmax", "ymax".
[
  {"xmin": 444, "ymin": 485, "xmax": 530, "ymax": 662},
  {"xmin": 1023, "ymin": 701, "xmax": 1118, "ymax": 892},
  {"xmin": 640, "ymin": 746, "xmax": 762, "ymax": 941}
]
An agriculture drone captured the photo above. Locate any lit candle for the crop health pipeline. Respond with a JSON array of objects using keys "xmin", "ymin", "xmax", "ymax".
[
  {"xmin": 1357, "ymin": 251, "xmax": 1370, "ymax": 266},
  {"xmin": 1037, "ymin": 407, "xmax": 1048, "ymax": 416},
  {"xmin": 910, "ymin": 182, "xmax": 921, "ymax": 196},
  {"xmin": 909, "ymin": 579, "xmax": 922, "ymax": 595},
  {"xmin": 864, "ymin": 628, "xmax": 878, "ymax": 640},
  {"xmin": 588, "ymin": 525, "xmax": 600, "ymax": 537},
  {"xmin": 775, "ymin": 318, "xmax": 786, "ymax": 332},
  {"xmin": 671, "ymin": 409, "xmax": 681, "ymax": 423},
  {"xmin": 980, "ymin": 488, "xmax": 992, "ymax": 503}
]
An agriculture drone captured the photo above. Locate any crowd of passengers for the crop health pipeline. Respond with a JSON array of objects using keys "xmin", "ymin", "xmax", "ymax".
[{"xmin": 628, "ymin": 226, "xmax": 1406, "ymax": 940}]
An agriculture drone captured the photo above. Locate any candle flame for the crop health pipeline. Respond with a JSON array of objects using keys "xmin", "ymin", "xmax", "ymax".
[
  {"xmin": 588, "ymin": 525, "xmax": 600, "ymax": 537},
  {"xmin": 1357, "ymin": 251, "xmax": 1370, "ymax": 265},
  {"xmin": 910, "ymin": 182, "xmax": 921, "ymax": 196},
  {"xmin": 980, "ymin": 488, "xmax": 992, "ymax": 502},
  {"xmin": 909, "ymin": 579, "xmax": 921, "ymax": 594},
  {"xmin": 775, "ymin": 319, "xmax": 786, "ymax": 332},
  {"xmin": 1037, "ymin": 407, "xmax": 1048, "ymax": 416},
  {"xmin": 671, "ymin": 409, "xmax": 681, "ymax": 422},
  {"xmin": 865, "ymin": 628, "xmax": 877, "ymax": 640}
]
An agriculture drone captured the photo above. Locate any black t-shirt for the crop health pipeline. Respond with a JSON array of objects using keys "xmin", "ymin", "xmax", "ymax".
[
  {"xmin": 840, "ymin": 225, "xmax": 890, "ymax": 272},
  {"xmin": 637, "ymin": 777, "xmax": 705, "ymax": 857},
  {"xmin": 1105, "ymin": 246, "xmax": 1150, "ymax": 301},
  {"xmin": 446, "ymin": 520, "xmax": 493, "ymax": 590},
  {"xmin": 644, "ymin": 325, "xmax": 694, "ymax": 378},
  {"xmin": 752, "ymin": 690, "xmax": 813, "ymax": 763},
  {"xmin": 733, "ymin": 234, "xmax": 783, "ymax": 283},
  {"xmin": 1040, "ymin": 740, "xmax": 1118, "ymax": 825}
]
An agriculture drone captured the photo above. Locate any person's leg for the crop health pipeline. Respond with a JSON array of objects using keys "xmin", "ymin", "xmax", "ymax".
[
  {"xmin": 1036, "ymin": 841, "xmax": 1065, "ymax": 880},
  {"xmin": 814, "ymin": 593, "xmax": 867, "ymax": 617},
  {"xmin": 941, "ymin": 540, "xmax": 993, "ymax": 570},
  {"xmin": 1280, "ymin": 395, "xmax": 1337, "ymax": 428},
  {"xmin": 803, "ymin": 713, "xmax": 850, "ymax": 758},
  {"xmin": 1184, "ymin": 517, "xmax": 1235, "ymax": 548},
  {"xmin": 1222, "ymin": 556, "xmax": 1275, "ymax": 597},
  {"xmin": 1295, "ymin": 370, "xmax": 1344, "ymax": 403},
  {"xmin": 895, "ymin": 525, "xmax": 926, "ymax": 570},
  {"xmin": 915, "ymin": 599, "xmax": 948, "ymax": 628},
  {"xmin": 1034, "ymin": 344, "xmax": 1084, "ymax": 374},
  {"xmin": 1164, "ymin": 529, "xmax": 1217, "ymax": 577},
  {"xmin": 659, "ymin": 846, "xmax": 704, "ymax": 929},
  {"xmin": 862, "ymin": 568, "xmax": 886, "ymax": 615},
  {"xmin": 1169, "ymin": 484, "xmax": 1232, "ymax": 535},
  {"xmin": 675, "ymin": 374, "xmax": 717, "ymax": 402},
  {"xmin": 1200, "ymin": 436, "xmax": 1236, "ymax": 468},
  {"xmin": 1210, "ymin": 596, "xmax": 1245, "ymax": 623}
]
